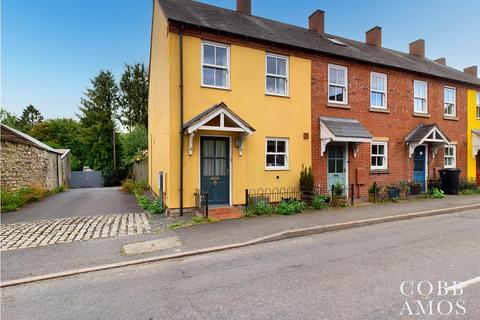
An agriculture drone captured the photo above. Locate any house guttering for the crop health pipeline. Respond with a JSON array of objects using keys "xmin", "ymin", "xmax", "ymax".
[{"xmin": 179, "ymin": 24, "xmax": 185, "ymax": 216}]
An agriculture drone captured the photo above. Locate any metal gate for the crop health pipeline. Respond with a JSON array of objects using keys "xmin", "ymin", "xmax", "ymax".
[{"xmin": 70, "ymin": 171, "xmax": 103, "ymax": 188}]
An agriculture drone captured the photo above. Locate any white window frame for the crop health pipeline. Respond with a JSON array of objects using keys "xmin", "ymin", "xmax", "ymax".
[
  {"xmin": 201, "ymin": 41, "xmax": 230, "ymax": 89},
  {"xmin": 265, "ymin": 53, "xmax": 289, "ymax": 96},
  {"xmin": 371, "ymin": 142, "xmax": 388, "ymax": 170},
  {"xmin": 444, "ymin": 145, "xmax": 456, "ymax": 168},
  {"xmin": 265, "ymin": 138, "xmax": 289, "ymax": 170},
  {"xmin": 328, "ymin": 64, "xmax": 348, "ymax": 104},
  {"xmin": 414, "ymin": 80, "xmax": 428, "ymax": 114},
  {"xmin": 370, "ymin": 72, "xmax": 387, "ymax": 109},
  {"xmin": 477, "ymin": 92, "xmax": 480, "ymax": 119},
  {"xmin": 443, "ymin": 86, "xmax": 456, "ymax": 117}
]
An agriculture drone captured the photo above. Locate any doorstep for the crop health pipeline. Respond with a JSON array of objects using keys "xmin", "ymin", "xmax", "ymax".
[{"xmin": 208, "ymin": 206, "xmax": 243, "ymax": 221}]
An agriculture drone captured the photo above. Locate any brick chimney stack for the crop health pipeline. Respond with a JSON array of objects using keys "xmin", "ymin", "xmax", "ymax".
[
  {"xmin": 409, "ymin": 39, "xmax": 425, "ymax": 59},
  {"xmin": 236, "ymin": 0, "xmax": 251, "ymax": 15},
  {"xmin": 434, "ymin": 57, "xmax": 446, "ymax": 65},
  {"xmin": 464, "ymin": 66, "xmax": 478, "ymax": 77},
  {"xmin": 309, "ymin": 10, "xmax": 325, "ymax": 34},
  {"xmin": 366, "ymin": 26, "xmax": 382, "ymax": 47}
]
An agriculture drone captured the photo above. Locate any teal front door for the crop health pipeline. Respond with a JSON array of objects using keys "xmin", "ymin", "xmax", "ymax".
[
  {"xmin": 327, "ymin": 144, "xmax": 346, "ymax": 194},
  {"xmin": 200, "ymin": 137, "xmax": 230, "ymax": 205}
]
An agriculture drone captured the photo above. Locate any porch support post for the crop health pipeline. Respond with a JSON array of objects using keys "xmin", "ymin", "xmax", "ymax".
[
  {"xmin": 352, "ymin": 142, "xmax": 360, "ymax": 157},
  {"xmin": 432, "ymin": 144, "xmax": 440, "ymax": 159},
  {"xmin": 237, "ymin": 133, "xmax": 247, "ymax": 156}
]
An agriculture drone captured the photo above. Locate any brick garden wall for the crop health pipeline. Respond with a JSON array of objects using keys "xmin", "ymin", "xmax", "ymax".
[
  {"xmin": 1, "ymin": 140, "xmax": 60, "ymax": 191},
  {"xmin": 311, "ymin": 56, "xmax": 470, "ymax": 197}
]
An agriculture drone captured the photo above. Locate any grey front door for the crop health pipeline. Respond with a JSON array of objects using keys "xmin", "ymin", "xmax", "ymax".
[
  {"xmin": 200, "ymin": 137, "xmax": 230, "ymax": 205},
  {"xmin": 327, "ymin": 144, "xmax": 346, "ymax": 194}
]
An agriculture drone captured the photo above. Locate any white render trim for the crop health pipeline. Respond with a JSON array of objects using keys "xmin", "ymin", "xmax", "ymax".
[{"xmin": 186, "ymin": 107, "xmax": 253, "ymax": 135}]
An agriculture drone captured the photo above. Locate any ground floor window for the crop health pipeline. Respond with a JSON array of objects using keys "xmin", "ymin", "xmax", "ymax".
[
  {"xmin": 266, "ymin": 138, "xmax": 288, "ymax": 170},
  {"xmin": 371, "ymin": 142, "xmax": 388, "ymax": 170},
  {"xmin": 444, "ymin": 145, "xmax": 456, "ymax": 168}
]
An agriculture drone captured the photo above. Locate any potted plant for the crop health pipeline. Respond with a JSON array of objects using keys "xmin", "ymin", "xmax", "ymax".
[
  {"xmin": 387, "ymin": 183, "xmax": 400, "ymax": 200},
  {"xmin": 299, "ymin": 165, "xmax": 315, "ymax": 205},
  {"xmin": 399, "ymin": 181, "xmax": 409, "ymax": 199},
  {"xmin": 332, "ymin": 182, "xmax": 347, "ymax": 207},
  {"xmin": 368, "ymin": 183, "xmax": 378, "ymax": 202}
]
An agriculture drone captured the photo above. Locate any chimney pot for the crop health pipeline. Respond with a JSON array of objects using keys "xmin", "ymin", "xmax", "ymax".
[
  {"xmin": 366, "ymin": 26, "xmax": 382, "ymax": 47},
  {"xmin": 309, "ymin": 10, "xmax": 325, "ymax": 34},
  {"xmin": 409, "ymin": 39, "xmax": 425, "ymax": 59},
  {"xmin": 434, "ymin": 57, "xmax": 446, "ymax": 65},
  {"xmin": 464, "ymin": 66, "xmax": 478, "ymax": 77},
  {"xmin": 236, "ymin": 0, "xmax": 251, "ymax": 15}
]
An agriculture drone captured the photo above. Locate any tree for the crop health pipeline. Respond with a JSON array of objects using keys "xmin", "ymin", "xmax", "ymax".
[
  {"xmin": 19, "ymin": 105, "xmax": 44, "ymax": 131},
  {"xmin": 118, "ymin": 63, "xmax": 149, "ymax": 130},
  {"xmin": 78, "ymin": 70, "xmax": 120, "ymax": 171},
  {"xmin": 29, "ymin": 118, "xmax": 84, "ymax": 170},
  {"xmin": 119, "ymin": 125, "xmax": 148, "ymax": 166},
  {"xmin": 0, "ymin": 108, "xmax": 20, "ymax": 129}
]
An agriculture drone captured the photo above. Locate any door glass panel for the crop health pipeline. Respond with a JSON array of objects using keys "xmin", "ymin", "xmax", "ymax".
[
  {"xmin": 328, "ymin": 160, "xmax": 336, "ymax": 173},
  {"xmin": 203, "ymin": 139, "xmax": 215, "ymax": 157},
  {"xmin": 336, "ymin": 160, "xmax": 344, "ymax": 173},
  {"xmin": 336, "ymin": 146, "xmax": 344, "ymax": 158},
  {"xmin": 215, "ymin": 140, "xmax": 227, "ymax": 157},
  {"xmin": 215, "ymin": 159, "xmax": 226, "ymax": 176},
  {"xmin": 203, "ymin": 159, "xmax": 215, "ymax": 176}
]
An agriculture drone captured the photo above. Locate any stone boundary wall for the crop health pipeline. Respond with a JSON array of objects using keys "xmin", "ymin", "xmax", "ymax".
[{"xmin": 1, "ymin": 140, "xmax": 59, "ymax": 191}]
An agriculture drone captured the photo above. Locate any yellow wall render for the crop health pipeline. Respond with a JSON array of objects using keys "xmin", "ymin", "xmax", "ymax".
[
  {"xmin": 467, "ymin": 89, "xmax": 479, "ymax": 180},
  {"xmin": 148, "ymin": 1, "xmax": 170, "ymax": 203},
  {"xmin": 163, "ymin": 34, "xmax": 312, "ymax": 209}
]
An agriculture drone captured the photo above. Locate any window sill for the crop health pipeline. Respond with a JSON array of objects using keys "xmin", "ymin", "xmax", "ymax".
[
  {"xmin": 265, "ymin": 93, "xmax": 290, "ymax": 98},
  {"xmin": 370, "ymin": 169, "xmax": 390, "ymax": 175},
  {"xmin": 443, "ymin": 116, "xmax": 458, "ymax": 121},
  {"xmin": 413, "ymin": 112, "xmax": 431, "ymax": 118},
  {"xmin": 201, "ymin": 85, "xmax": 231, "ymax": 91},
  {"xmin": 327, "ymin": 103, "xmax": 351, "ymax": 109},
  {"xmin": 265, "ymin": 168, "xmax": 290, "ymax": 171},
  {"xmin": 370, "ymin": 107, "xmax": 390, "ymax": 113}
]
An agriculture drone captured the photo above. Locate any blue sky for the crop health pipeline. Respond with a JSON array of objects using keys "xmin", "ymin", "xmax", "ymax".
[{"xmin": 2, "ymin": 0, "xmax": 479, "ymax": 119}]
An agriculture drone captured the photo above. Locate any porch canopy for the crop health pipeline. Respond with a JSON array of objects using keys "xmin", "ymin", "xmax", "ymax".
[
  {"xmin": 320, "ymin": 117, "xmax": 373, "ymax": 157},
  {"xmin": 472, "ymin": 130, "xmax": 480, "ymax": 158},
  {"xmin": 405, "ymin": 124, "xmax": 451, "ymax": 158},
  {"xmin": 183, "ymin": 102, "xmax": 255, "ymax": 156}
]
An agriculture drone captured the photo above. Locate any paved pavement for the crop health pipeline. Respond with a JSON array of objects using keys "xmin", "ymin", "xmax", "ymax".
[
  {"xmin": 0, "ymin": 213, "xmax": 150, "ymax": 251},
  {"xmin": 2, "ymin": 209, "xmax": 479, "ymax": 319},
  {"xmin": 0, "ymin": 187, "xmax": 142, "ymax": 224}
]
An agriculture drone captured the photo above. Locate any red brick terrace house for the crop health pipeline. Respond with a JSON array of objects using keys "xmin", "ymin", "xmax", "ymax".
[{"xmin": 306, "ymin": 11, "xmax": 480, "ymax": 197}]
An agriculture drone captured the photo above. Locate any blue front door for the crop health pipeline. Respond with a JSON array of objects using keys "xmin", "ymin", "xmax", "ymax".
[
  {"xmin": 327, "ymin": 144, "xmax": 346, "ymax": 194},
  {"xmin": 200, "ymin": 137, "xmax": 230, "ymax": 205},
  {"xmin": 413, "ymin": 145, "xmax": 426, "ymax": 192}
]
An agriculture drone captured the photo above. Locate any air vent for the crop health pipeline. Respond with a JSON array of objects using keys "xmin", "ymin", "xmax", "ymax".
[{"xmin": 325, "ymin": 36, "xmax": 347, "ymax": 47}]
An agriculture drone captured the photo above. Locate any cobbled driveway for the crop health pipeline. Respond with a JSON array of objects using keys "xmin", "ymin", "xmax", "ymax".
[{"xmin": 0, "ymin": 213, "xmax": 150, "ymax": 251}]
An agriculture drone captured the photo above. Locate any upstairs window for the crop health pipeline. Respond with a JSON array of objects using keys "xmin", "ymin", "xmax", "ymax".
[
  {"xmin": 328, "ymin": 64, "xmax": 348, "ymax": 104},
  {"xmin": 371, "ymin": 72, "xmax": 387, "ymax": 109},
  {"xmin": 444, "ymin": 87, "xmax": 456, "ymax": 117},
  {"xmin": 266, "ymin": 54, "xmax": 288, "ymax": 96},
  {"xmin": 477, "ymin": 92, "xmax": 480, "ymax": 119},
  {"xmin": 444, "ymin": 145, "xmax": 456, "ymax": 168},
  {"xmin": 265, "ymin": 138, "xmax": 289, "ymax": 170},
  {"xmin": 202, "ymin": 41, "xmax": 229, "ymax": 89},
  {"xmin": 371, "ymin": 142, "xmax": 388, "ymax": 170},
  {"xmin": 414, "ymin": 80, "xmax": 428, "ymax": 114}
]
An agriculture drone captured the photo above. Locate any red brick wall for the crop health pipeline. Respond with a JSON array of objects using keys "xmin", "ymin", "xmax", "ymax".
[{"xmin": 311, "ymin": 57, "xmax": 469, "ymax": 197}]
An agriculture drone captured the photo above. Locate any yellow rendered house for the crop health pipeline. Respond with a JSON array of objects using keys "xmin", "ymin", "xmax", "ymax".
[
  {"xmin": 148, "ymin": 0, "xmax": 311, "ymax": 212},
  {"xmin": 467, "ymin": 89, "xmax": 480, "ymax": 184}
]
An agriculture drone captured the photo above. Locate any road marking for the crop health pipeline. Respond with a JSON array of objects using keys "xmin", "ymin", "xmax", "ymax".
[{"xmin": 446, "ymin": 276, "xmax": 480, "ymax": 291}]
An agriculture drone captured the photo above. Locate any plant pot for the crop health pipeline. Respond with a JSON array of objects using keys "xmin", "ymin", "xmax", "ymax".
[
  {"xmin": 399, "ymin": 189, "xmax": 408, "ymax": 199},
  {"xmin": 300, "ymin": 193, "xmax": 314, "ymax": 206},
  {"xmin": 332, "ymin": 195, "xmax": 347, "ymax": 207},
  {"xmin": 368, "ymin": 193, "xmax": 377, "ymax": 203},
  {"xmin": 409, "ymin": 184, "xmax": 421, "ymax": 196}
]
